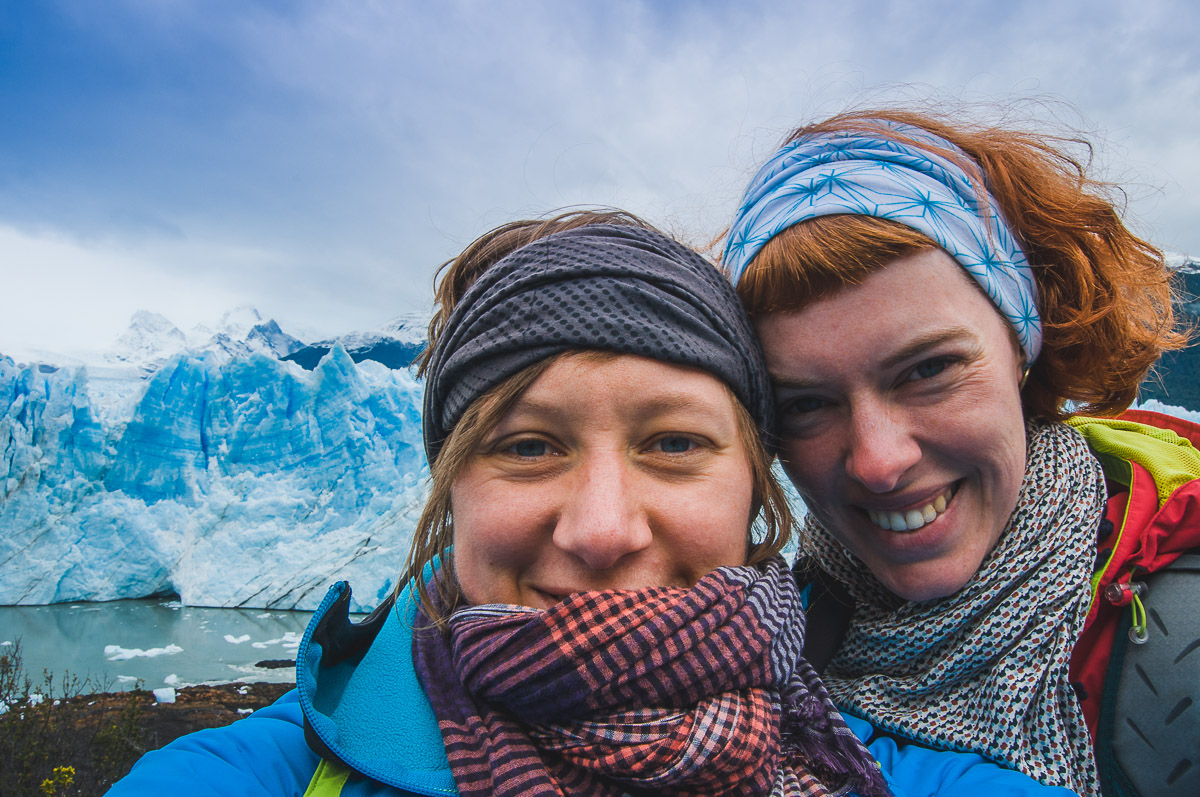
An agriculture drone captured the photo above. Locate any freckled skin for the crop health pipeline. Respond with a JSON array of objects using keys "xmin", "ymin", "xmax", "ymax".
[
  {"xmin": 755, "ymin": 249, "xmax": 1027, "ymax": 602},
  {"xmin": 451, "ymin": 354, "xmax": 755, "ymax": 609}
]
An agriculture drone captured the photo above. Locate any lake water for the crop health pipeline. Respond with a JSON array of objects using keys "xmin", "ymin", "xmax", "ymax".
[{"xmin": 0, "ymin": 599, "xmax": 323, "ymax": 693}]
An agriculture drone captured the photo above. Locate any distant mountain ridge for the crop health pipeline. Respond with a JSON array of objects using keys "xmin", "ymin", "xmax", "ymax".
[
  {"xmin": 283, "ymin": 315, "xmax": 427, "ymax": 371},
  {"xmin": 105, "ymin": 307, "xmax": 306, "ymax": 372},
  {"xmin": 1137, "ymin": 255, "xmax": 1200, "ymax": 409},
  {"xmin": 1, "ymin": 306, "xmax": 430, "ymax": 375}
]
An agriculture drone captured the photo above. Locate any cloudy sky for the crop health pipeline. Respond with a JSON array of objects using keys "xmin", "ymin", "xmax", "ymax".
[{"xmin": 2, "ymin": 0, "xmax": 1198, "ymax": 356}]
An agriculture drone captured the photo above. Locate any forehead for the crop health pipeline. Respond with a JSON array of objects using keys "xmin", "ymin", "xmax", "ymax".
[
  {"xmin": 512, "ymin": 353, "xmax": 737, "ymax": 415},
  {"xmin": 756, "ymin": 249, "xmax": 1015, "ymax": 372}
]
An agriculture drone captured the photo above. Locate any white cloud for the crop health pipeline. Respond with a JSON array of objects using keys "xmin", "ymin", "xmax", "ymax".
[
  {"xmin": 4, "ymin": 0, "xmax": 1199, "ymax": 354},
  {"xmin": 0, "ymin": 225, "xmax": 250, "ymax": 356}
]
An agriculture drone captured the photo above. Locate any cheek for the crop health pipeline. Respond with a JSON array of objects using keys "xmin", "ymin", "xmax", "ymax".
[
  {"xmin": 449, "ymin": 480, "xmax": 541, "ymax": 603},
  {"xmin": 779, "ymin": 437, "xmax": 835, "ymax": 503},
  {"xmin": 985, "ymin": 422, "xmax": 1027, "ymax": 514},
  {"xmin": 707, "ymin": 463, "xmax": 760, "ymax": 565}
]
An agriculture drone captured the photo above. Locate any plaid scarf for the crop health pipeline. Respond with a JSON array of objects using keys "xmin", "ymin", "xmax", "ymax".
[
  {"xmin": 802, "ymin": 421, "xmax": 1105, "ymax": 796},
  {"xmin": 413, "ymin": 556, "xmax": 890, "ymax": 797}
]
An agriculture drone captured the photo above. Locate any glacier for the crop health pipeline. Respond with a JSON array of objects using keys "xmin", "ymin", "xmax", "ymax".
[
  {"xmin": 0, "ymin": 339, "xmax": 428, "ymax": 613},
  {"xmin": 5, "ymin": 290, "xmax": 1199, "ymax": 615}
]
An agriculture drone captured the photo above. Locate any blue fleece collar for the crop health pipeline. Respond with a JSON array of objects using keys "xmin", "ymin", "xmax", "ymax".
[{"xmin": 297, "ymin": 581, "xmax": 456, "ymax": 796}]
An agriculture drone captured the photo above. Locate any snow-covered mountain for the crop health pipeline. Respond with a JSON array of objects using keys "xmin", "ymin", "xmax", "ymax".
[
  {"xmin": 0, "ymin": 309, "xmax": 430, "ymax": 612},
  {"xmin": 104, "ymin": 305, "xmax": 304, "ymax": 371}
]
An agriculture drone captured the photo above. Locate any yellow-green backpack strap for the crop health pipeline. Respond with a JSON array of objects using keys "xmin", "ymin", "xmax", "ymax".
[{"xmin": 304, "ymin": 758, "xmax": 353, "ymax": 797}]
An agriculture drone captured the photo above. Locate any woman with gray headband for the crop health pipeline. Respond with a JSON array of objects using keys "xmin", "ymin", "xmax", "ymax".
[
  {"xmin": 110, "ymin": 210, "xmax": 1071, "ymax": 796},
  {"xmin": 725, "ymin": 110, "xmax": 1199, "ymax": 797}
]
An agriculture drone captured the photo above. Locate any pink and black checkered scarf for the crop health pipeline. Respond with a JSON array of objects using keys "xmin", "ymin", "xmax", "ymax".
[{"xmin": 413, "ymin": 556, "xmax": 890, "ymax": 797}]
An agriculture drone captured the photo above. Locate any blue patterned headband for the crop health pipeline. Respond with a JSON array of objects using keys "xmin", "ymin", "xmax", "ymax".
[{"xmin": 724, "ymin": 122, "xmax": 1042, "ymax": 362}]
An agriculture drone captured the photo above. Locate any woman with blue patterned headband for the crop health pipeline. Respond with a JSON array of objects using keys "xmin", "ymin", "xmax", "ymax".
[{"xmin": 725, "ymin": 110, "xmax": 1199, "ymax": 797}]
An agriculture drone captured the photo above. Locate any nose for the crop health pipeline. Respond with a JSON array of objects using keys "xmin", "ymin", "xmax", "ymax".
[
  {"xmin": 844, "ymin": 403, "xmax": 921, "ymax": 493},
  {"xmin": 552, "ymin": 451, "xmax": 652, "ymax": 571}
]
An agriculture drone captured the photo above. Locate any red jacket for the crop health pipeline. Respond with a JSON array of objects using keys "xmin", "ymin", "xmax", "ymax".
[{"xmin": 1067, "ymin": 409, "xmax": 1200, "ymax": 734}]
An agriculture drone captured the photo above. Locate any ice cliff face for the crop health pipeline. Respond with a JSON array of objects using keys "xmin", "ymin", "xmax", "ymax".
[{"xmin": 0, "ymin": 346, "xmax": 427, "ymax": 612}]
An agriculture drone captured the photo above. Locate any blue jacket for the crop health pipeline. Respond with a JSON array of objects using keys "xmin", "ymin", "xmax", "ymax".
[{"xmin": 109, "ymin": 581, "xmax": 1080, "ymax": 796}]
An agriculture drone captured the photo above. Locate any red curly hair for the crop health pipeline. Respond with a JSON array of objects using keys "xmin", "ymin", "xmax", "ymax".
[{"xmin": 735, "ymin": 109, "xmax": 1188, "ymax": 422}]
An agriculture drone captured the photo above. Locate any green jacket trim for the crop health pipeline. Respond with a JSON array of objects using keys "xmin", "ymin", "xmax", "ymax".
[{"xmin": 304, "ymin": 758, "xmax": 352, "ymax": 797}]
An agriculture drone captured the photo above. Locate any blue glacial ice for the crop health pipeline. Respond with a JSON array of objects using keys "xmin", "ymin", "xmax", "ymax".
[{"xmin": 0, "ymin": 345, "xmax": 427, "ymax": 612}]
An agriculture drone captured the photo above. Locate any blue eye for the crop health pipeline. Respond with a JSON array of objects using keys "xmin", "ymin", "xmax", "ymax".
[
  {"xmin": 911, "ymin": 358, "xmax": 950, "ymax": 380},
  {"xmin": 508, "ymin": 439, "xmax": 549, "ymax": 457},
  {"xmin": 655, "ymin": 436, "xmax": 695, "ymax": 454}
]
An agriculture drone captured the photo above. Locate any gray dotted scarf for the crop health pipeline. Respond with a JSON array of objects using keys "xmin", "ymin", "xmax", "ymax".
[
  {"xmin": 422, "ymin": 224, "xmax": 774, "ymax": 463},
  {"xmin": 802, "ymin": 421, "xmax": 1106, "ymax": 796}
]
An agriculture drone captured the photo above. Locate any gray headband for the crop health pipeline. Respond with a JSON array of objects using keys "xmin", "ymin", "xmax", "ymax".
[{"xmin": 422, "ymin": 224, "xmax": 774, "ymax": 464}]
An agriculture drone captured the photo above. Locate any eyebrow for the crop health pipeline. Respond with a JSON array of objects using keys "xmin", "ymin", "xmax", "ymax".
[
  {"xmin": 770, "ymin": 325, "xmax": 978, "ymax": 390},
  {"xmin": 880, "ymin": 325, "xmax": 977, "ymax": 369},
  {"xmin": 507, "ymin": 393, "xmax": 731, "ymax": 423}
]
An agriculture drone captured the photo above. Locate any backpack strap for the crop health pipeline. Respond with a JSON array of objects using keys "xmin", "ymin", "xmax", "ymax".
[{"xmin": 1097, "ymin": 551, "xmax": 1200, "ymax": 797}]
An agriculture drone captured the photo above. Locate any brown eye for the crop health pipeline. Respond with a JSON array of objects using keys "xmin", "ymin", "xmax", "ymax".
[{"xmin": 783, "ymin": 396, "xmax": 828, "ymax": 414}]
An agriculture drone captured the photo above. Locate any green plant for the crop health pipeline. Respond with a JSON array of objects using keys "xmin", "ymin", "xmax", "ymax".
[
  {"xmin": 0, "ymin": 639, "xmax": 134, "ymax": 796},
  {"xmin": 91, "ymin": 685, "xmax": 147, "ymax": 783},
  {"xmin": 39, "ymin": 765, "xmax": 75, "ymax": 796}
]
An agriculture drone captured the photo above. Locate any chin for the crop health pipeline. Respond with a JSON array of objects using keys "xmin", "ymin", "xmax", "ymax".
[{"xmin": 881, "ymin": 568, "xmax": 972, "ymax": 603}]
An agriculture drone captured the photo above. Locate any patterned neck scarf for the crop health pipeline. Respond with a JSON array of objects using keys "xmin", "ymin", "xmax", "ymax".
[
  {"xmin": 801, "ymin": 421, "xmax": 1105, "ymax": 796},
  {"xmin": 413, "ymin": 557, "xmax": 891, "ymax": 797}
]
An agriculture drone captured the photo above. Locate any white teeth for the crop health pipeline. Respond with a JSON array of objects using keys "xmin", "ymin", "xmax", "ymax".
[
  {"xmin": 867, "ymin": 510, "xmax": 892, "ymax": 529},
  {"xmin": 866, "ymin": 487, "xmax": 954, "ymax": 533}
]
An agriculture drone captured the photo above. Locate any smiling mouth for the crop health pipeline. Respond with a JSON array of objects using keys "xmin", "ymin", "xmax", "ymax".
[{"xmin": 865, "ymin": 485, "xmax": 957, "ymax": 532}]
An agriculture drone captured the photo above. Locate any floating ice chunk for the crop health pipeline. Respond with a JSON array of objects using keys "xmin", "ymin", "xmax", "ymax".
[
  {"xmin": 224, "ymin": 634, "xmax": 251, "ymax": 644},
  {"xmin": 153, "ymin": 688, "xmax": 176, "ymax": 704},
  {"xmin": 251, "ymin": 631, "xmax": 301, "ymax": 650},
  {"xmin": 105, "ymin": 643, "xmax": 184, "ymax": 661},
  {"xmin": 163, "ymin": 674, "xmax": 179, "ymax": 685}
]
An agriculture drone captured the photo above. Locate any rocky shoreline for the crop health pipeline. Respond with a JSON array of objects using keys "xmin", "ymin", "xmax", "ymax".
[{"xmin": 3, "ymin": 680, "xmax": 294, "ymax": 796}]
